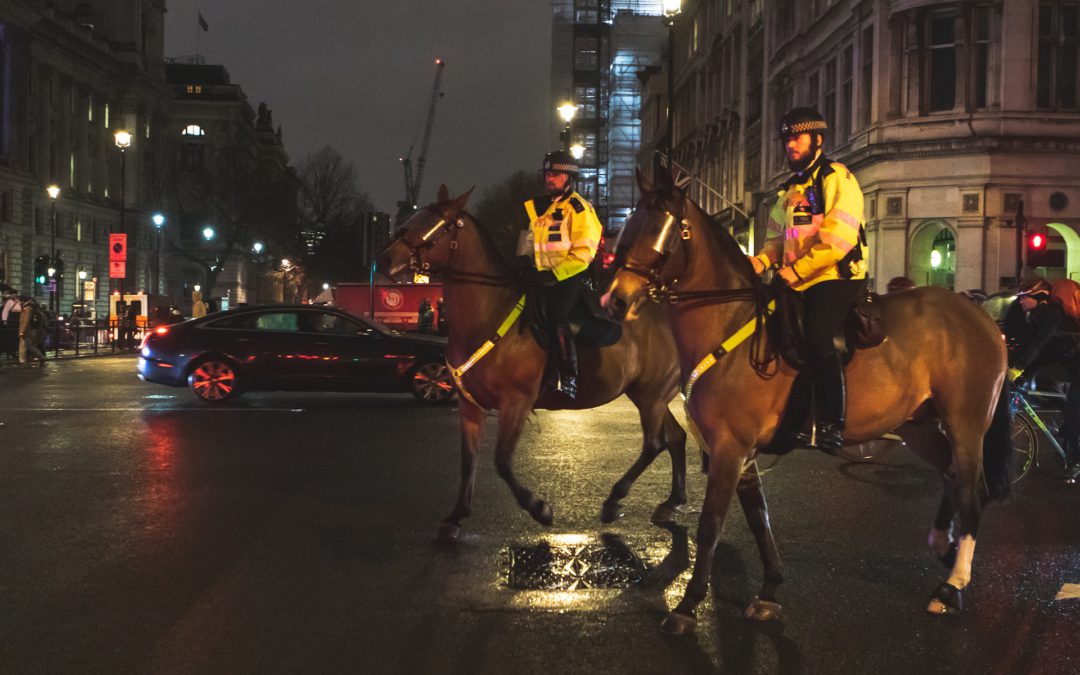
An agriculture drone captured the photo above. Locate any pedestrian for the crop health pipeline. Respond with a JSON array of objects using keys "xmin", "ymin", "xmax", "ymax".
[
  {"xmin": 1006, "ymin": 278, "xmax": 1080, "ymax": 482},
  {"xmin": 191, "ymin": 290, "xmax": 207, "ymax": 318},
  {"xmin": 436, "ymin": 297, "xmax": 448, "ymax": 336},
  {"xmin": 417, "ymin": 298, "xmax": 435, "ymax": 334},
  {"xmin": 2, "ymin": 291, "xmax": 21, "ymax": 327},
  {"xmin": 748, "ymin": 107, "xmax": 868, "ymax": 454},
  {"xmin": 18, "ymin": 297, "xmax": 47, "ymax": 367},
  {"xmin": 515, "ymin": 150, "xmax": 604, "ymax": 399},
  {"xmin": 124, "ymin": 303, "xmax": 139, "ymax": 349}
]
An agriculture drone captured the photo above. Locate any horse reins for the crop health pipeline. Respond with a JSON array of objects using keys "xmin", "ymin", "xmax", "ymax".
[{"xmin": 391, "ymin": 208, "xmax": 513, "ymax": 287}]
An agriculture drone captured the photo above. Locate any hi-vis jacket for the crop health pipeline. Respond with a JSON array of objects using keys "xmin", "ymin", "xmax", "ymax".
[
  {"xmin": 753, "ymin": 154, "xmax": 867, "ymax": 292},
  {"xmin": 523, "ymin": 190, "xmax": 603, "ymax": 281}
]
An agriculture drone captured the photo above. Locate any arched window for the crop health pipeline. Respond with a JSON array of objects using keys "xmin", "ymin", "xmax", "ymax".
[{"xmin": 180, "ymin": 124, "xmax": 205, "ymax": 137}]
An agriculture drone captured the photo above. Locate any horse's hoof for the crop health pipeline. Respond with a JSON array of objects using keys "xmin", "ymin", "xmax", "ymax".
[
  {"xmin": 531, "ymin": 501, "xmax": 554, "ymax": 526},
  {"xmin": 926, "ymin": 582, "xmax": 963, "ymax": 615},
  {"xmin": 650, "ymin": 503, "xmax": 683, "ymax": 525},
  {"xmin": 600, "ymin": 502, "xmax": 623, "ymax": 524},
  {"xmin": 743, "ymin": 596, "xmax": 784, "ymax": 622},
  {"xmin": 435, "ymin": 522, "xmax": 461, "ymax": 542},
  {"xmin": 660, "ymin": 611, "xmax": 697, "ymax": 635}
]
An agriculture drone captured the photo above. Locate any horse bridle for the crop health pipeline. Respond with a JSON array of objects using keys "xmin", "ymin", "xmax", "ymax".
[
  {"xmin": 389, "ymin": 207, "xmax": 465, "ymax": 275},
  {"xmin": 616, "ymin": 207, "xmax": 692, "ymax": 301}
]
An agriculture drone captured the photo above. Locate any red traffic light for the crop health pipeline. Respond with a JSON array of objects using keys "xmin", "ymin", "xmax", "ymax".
[{"xmin": 1029, "ymin": 232, "xmax": 1046, "ymax": 250}]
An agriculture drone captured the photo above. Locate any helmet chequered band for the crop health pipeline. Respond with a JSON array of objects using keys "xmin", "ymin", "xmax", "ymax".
[
  {"xmin": 545, "ymin": 162, "xmax": 578, "ymax": 173},
  {"xmin": 781, "ymin": 120, "xmax": 828, "ymax": 135}
]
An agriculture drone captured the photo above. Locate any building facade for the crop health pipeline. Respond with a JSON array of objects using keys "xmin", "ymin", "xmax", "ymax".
[
  {"xmin": 0, "ymin": 0, "xmax": 172, "ymax": 317},
  {"xmin": 639, "ymin": 0, "xmax": 1080, "ymax": 293}
]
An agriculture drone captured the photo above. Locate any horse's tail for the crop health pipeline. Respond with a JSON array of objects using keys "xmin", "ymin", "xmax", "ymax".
[{"xmin": 983, "ymin": 383, "xmax": 1015, "ymax": 502}]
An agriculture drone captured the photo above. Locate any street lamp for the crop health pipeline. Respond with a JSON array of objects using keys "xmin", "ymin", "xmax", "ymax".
[
  {"xmin": 569, "ymin": 143, "xmax": 586, "ymax": 160},
  {"xmin": 114, "ymin": 130, "xmax": 131, "ymax": 303},
  {"xmin": 252, "ymin": 242, "xmax": 264, "ymax": 254},
  {"xmin": 557, "ymin": 101, "xmax": 577, "ymax": 152},
  {"xmin": 46, "ymin": 185, "xmax": 60, "ymax": 312},
  {"xmin": 202, "ymin": 226, "xmax": 215, "ymax": 241},
  {"xmin": 151, "ymin": 213, "xmax": 165, "ymax": 296},
  {"xmin": 662, "ymin": 0, "xmax": 682, "ymax": 167}
]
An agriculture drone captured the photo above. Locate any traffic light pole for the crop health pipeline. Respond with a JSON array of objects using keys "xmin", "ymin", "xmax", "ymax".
[
  {"xmin": 49, "ymin": 201, "xmax": 56, "ymax": 313},
  {"xmin": 1015, "ymin": 199, "xmax": 1025, "ymax": 286}
]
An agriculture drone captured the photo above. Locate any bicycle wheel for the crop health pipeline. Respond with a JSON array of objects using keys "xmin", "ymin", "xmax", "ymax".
[{"xmin": 1009, "ymin": 412, "xmax": 1038, "ymax": 484}]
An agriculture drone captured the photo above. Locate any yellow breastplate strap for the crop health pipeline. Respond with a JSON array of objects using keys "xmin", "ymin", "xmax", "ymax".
[
  {"xmin": 683, "ymin": 300, "xmax": 776, "ymax": 404},
  {"xmin": 448, "ymin": 295, "xmax": 526, "ymax": 409}
]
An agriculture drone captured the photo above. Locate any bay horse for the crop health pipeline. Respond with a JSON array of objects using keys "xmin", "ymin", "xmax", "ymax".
[
  {"xmin": 378, "ymin": 186, "xmax": 786, "ymax": 620},
  {"xmin": 601, "ymin": 170, "xmax": 1014, "ymax": 634}
]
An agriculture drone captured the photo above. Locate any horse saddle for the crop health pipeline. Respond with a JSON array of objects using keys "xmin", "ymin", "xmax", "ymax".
[
  {"xmin": 521, "ymin": 285, "xmax": 623, "ymax": 352},
  {"xmin": 767, "ymin": 288, "xmax": 887, "ymax": 371}
]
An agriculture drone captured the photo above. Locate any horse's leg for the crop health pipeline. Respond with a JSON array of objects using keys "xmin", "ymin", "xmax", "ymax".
[
  {"xmin": 437, "ymin": 399, "xmax": 487, "ymax": 541},
  {"xmin": 661, "ymin": 446, "xmax": 745, "ymax": 635},
  {"xmin": 736, "ymin": 460, "xmax": 785, "ymax": 622},
  {"xmin": 494, "ymin": 396, "xmax": 553, "ymax": 526},
  {"xmin": 927, "ymin": 408, "xmax": 989, "ymax": 615},
  {"xmin": 601, "ymin": 401, "xmax": 687, "ymax": 524},
  {"xmin": 897, "ymin": 420, "xmax": 958, "ymax": 567}
]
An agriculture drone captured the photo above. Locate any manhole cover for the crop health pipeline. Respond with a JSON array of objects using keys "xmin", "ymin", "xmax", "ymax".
[{"xmin": 505, "ymin": 537, "xmax": 649, "ymax": 590}]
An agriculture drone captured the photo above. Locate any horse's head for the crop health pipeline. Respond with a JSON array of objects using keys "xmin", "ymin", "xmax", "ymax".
[
  {"xmin": 377, "ymin": 185, "xmax": 474, "ymax": 281},
  {"xmin": 601, "ymin": 168, "xmax": 691, "ymax": 321}
]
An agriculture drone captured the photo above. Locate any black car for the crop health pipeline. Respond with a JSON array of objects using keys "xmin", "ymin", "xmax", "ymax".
[{"xmin": 137, "ymin": 304, "xmax": 455, "ymax": 404}]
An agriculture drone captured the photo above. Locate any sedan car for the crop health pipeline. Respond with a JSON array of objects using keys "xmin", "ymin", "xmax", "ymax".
[{"xmin": 137, "ymin": 304, "xmax": 455, "ymax": 404}]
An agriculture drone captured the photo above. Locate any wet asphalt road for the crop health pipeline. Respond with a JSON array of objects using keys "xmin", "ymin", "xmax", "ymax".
[{"xmin": 0, "ymin": 356, "xmax": 1078, "ymax": 674}]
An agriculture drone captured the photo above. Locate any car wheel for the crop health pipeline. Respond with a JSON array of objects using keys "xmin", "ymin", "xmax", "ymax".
[
  {"xmin": 411, "ymin": 361, "xmax": 456, "ymax": 403},
  {"xmin": 188, "ymin": 358, "xmax": 240, "ymax": 403}
]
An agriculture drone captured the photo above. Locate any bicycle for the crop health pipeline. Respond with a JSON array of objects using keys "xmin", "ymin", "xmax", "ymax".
[{"xmin": 1009, "ymin": 384, "xmax": 1072, "ymax": 484}]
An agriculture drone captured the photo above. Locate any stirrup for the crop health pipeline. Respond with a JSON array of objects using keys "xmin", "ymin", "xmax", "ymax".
[{"xmin": 557, "ymin": 375, "xmax": 577, "ymax": 399}]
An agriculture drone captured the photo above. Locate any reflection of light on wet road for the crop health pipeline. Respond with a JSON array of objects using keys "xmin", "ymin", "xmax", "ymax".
[{"xmin": 138, "ymin": 414, "xmax": 182, "ymax": 537}]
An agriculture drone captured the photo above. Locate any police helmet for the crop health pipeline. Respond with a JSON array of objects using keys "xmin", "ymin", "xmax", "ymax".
[
  {"xmin": 1017, "ymin": 277, "xmax": 1052, "ymax": 300},
  {"xmin": 542, "ymin": 150, "xmax": 579, "ymax": 176},
  {"xmin": 778, "ymin": 107, "xmax": 828, "ymax": 139}
]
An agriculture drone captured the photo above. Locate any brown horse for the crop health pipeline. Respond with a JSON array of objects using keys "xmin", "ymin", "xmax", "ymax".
[
  {"xmin": 378, "ymin": 186, "xmax": 786, "ymax": 619},
  {"xmin": 601, "ymin": 171, "xmax": 1014, "ymax": 634}
]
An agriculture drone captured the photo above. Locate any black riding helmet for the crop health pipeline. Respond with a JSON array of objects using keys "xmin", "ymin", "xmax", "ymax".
[
  {"xmin": 542, "ymin": 150, "xmax": 579, "ymax": 176},
  {"xmin": 778, "ymin": 107, "xmax": 828, "ymax": 139}
]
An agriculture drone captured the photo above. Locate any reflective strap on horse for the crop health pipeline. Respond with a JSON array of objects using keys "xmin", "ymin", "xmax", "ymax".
[
  {"xmin": 448, "ymin": 294, "xmax": 527, "ymax": 409},
  {"xmin": 683, "ymin": 300, "xmax": 776, "ymax": 404}
]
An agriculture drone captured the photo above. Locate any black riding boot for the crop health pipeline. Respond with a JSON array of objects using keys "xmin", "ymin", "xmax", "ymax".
[
  {"xmin": 555, "ymin": 323, "xmax": 578, "ymax": 399},
  {"xmin": 812, "ymin": 351, "xmax": 846, "ymax": 454}
]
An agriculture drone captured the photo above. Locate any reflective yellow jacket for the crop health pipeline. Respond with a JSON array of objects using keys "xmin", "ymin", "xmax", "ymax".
[
  {"xmin": 523, "ymin": 190, "xmax": 602, "ymax": 281},
  {"xmin": 753, "ymin": 154, "xmax": 867, "ymax": 291}
]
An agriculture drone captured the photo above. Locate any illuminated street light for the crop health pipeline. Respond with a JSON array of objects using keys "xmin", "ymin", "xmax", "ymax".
[
  {"xmin": 569, "ymin": 143, "xmax": 586, "ymax": 160},
  {"xmin": 662, "ymin": 0, "xmax": 681, "ymax": 16},
  {"xmin": 252, "ymin": 242, "xmax": 264, "ymax": 254},
  {"xmin": 46, "ymin": 184, "xmax": 61, "ymax": 200},
  {"xmin": 202, "ymin": 226, "xmax": 215, "ymax": 241},
  {"xmin": 280, "ymin": 258, "xmax": 291, "ymax": 269},
  {"xmin": 193, "ymin": 284, "xmax": 201, "ymax": 292},
  {"xmin": 79, "ymin": 270, "xmax": 87, "ymax": 280},
  {"xmin": 113, "ymin": 130, "xmax": 132, "ymax": 149},
  {"xmin": 151, "ymin": 213, "xmax": 165, "ymax": 228},
  {"xmin": 557, "ymin": 101, "xmax": 577, "ymax": 124},
  {"xmin": 322, "ymin": 283, "xmax": 330, "ymax": 290}
]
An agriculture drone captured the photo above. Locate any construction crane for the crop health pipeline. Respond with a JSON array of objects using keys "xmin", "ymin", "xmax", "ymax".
[{"xmin": 396, "ymin": 58, "xmax": 446, "ymax": 224}]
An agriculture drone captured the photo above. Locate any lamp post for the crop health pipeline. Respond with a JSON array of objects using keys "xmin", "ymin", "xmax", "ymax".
[
  {"xmin": 569, "ymin": 143, "xmax": 586, "ymax": 161},
  {"xmin": 557, "ymin": 101, "xmax": 577, "ymax": 152},
  {"xmin": 151, "ymin": 212, "xmax": 165, "ymax": 297},
  {"xmin": 114, "ymin": 130, "xmax": 131, "ymax": 304},
  {"xmin": 45, "ymin": 185, "xmax": 60, "ymax": 312},
  {"xmin": 662, "ymin": 0, "xmax": 682, "ymax": 167}
]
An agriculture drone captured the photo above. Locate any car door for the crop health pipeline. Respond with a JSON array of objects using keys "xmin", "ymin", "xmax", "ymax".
[
  {"xmin": 238, "ymin": 310, "xmax": 324, "ymax": 389},
  {"xmin": 299, "ymin": 309, "xmax": 397, "ymax": 390}
]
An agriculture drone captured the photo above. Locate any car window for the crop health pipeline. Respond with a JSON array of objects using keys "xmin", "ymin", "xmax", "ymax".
[
  {"xmin": 306, "ymin": 311, "xmax": 367, "ymax": 335},
  {"xmin": 253, "ymin": 312, "xmax": 300, "ymax": 332},
  {"xmin": 203, "ymin": 314, "xmax": 249, "ymax": 329}
]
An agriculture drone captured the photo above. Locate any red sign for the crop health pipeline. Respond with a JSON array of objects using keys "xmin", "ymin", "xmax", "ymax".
[
  {"xmin": 109, "ymin": 233, "xmax": 127, "ymax": 262},
  {"xmin": 109, "ymin": 261, "xmax": 126, "ymax": 279}
]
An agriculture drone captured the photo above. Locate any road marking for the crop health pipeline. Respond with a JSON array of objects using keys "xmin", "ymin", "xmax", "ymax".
[{"xmin": 1056, "ymin": 583, "xmax": 1080, "ymax": 600}]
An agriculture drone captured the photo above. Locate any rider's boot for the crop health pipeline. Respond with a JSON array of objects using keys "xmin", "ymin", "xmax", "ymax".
[
  {"xmin": 555, "ymin": 323, "xmax": 578, "ymax": 399},
  {"xmin": 812, "ymin": 351, "xmax": 846, "ymax": 454}
]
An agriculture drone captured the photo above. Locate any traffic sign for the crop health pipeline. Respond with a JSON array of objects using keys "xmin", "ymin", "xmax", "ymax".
[
  {"xmin": 109, "ymin": 233, "xmax": 127, "ymax": 262},
  {"xmin": 109, "ymin": 261, "xmax": 126, "ymax": 279}
]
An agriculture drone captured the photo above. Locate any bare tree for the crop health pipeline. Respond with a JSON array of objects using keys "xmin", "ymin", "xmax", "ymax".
[{"xmin": 473, "ymin": 170, "xmax": 539, "ymax": 259}]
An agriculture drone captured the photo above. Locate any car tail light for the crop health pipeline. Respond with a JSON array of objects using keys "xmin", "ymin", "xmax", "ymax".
[{"xmin": 155, "ymin": 326, "xmax": 169, "ymax": 336}]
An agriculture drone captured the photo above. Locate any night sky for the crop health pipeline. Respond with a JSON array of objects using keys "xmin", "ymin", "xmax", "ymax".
[{"xmin": 165, "ymin": 2, "xmax": 554, "ymax": 214}]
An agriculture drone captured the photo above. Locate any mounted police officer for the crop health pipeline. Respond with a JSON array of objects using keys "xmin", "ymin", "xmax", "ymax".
[
  {"xmin": 515, "ymin": 150, "xmax": 603, "ymax": 399},
  {"xmin": 1007, "ymin": 277, "xmax": 1080, "ymax": 482},
  {"xmin": 748, "ymin": 107, "xmax": 868, "ymax": 453}
]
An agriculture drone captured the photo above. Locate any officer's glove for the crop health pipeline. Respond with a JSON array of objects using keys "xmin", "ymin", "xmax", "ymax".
[
  {"xmin": 748, "ymin": 256, "xmax": 766, "ymax": 275},
  {"xmin": 513, "ymin": 255, "xmax": 535, "ymax": 279},
  {"xmin": 1006, "ymin": 367, "xmax": 1025, "ymax": 385}
]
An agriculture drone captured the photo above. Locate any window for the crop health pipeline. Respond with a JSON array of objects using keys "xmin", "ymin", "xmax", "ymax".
[
  {"xmin": 574, "ymin": 36, "xmax": 599, "ymax": 70},
  {"xmin": 860, "ymin": 26, "xmax": 874, "ymax": 127},
  {"xmin": 104, "ymin": 102, "xmax": 109, "ymax": 129},
  {"xmin": 305, "ymin": 312, "xmax": 362, "ymax": 335},
  {"xmin": 87, "ymin": 94, "xmax": 93, "ymax": 122},
  {"xmin": 927, "ymin": 14, "xmax": 957, "ymax": 111},
  {"xmin": 185, "ymin": 84, "xmax": 204, "ymax": 95},
  {"xmin": 69, "ymin": 152, "xmax": 76, "ymax": 189},
  {"xmin": 1038, "ymin": 2, "xmax": 1080, "ymax": 109},
  {"xmin": 841, "ymin": 44, "xmax": 854, "ymax": 139},
  {"xmin": 972, "ymin": 6, "xmax": 992, "ymax": 108},
  {"xmin": 254, "ymin": 312, "xmax": 299, "ymax": 332},
  {"xmin": 823, "ymin": 58, "xmax": 837, "ymax": 132},
  {"xmin": 181, "ymin": 124, "xmax": 205, "ymax": 136},
  {"xmin": 807, "ymin": 72, "xmax": 820, "ymax": 109},
  {"xmin": 573, "ymin": 86, "xmax": 598, "ymax": 118}
]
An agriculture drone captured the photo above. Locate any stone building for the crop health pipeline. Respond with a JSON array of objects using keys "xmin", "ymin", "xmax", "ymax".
[
  {"xmin": 639, "ymin": 0, "xmax": 1080, "ymax": 293},
  {"xmin": 0, "ymin": 0, "xmax": 171, "ymax": 317}
]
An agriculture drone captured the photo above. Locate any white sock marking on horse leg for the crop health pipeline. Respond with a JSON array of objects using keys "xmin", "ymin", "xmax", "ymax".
[
  {"xmin": 946, "ymin": 535, "xmax": 976, "ymax": 589},
  {"xmin": 928, "ymin": 528, "xmax": 953, "ymax": 558}
]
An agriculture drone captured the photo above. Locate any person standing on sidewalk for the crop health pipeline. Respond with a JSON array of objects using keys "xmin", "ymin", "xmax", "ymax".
[{"xmin": 18, "ymin": 297, "xmax": 46, "ymax": 367}]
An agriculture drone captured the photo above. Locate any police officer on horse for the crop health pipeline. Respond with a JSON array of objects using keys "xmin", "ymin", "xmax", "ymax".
[
  {"xmin": 516, "ymin": 150, "xmax": 603, "ymax": 399},
  {"xmin": 748, "ymin": 107, "xmax": 869, "ymax": 453}
]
